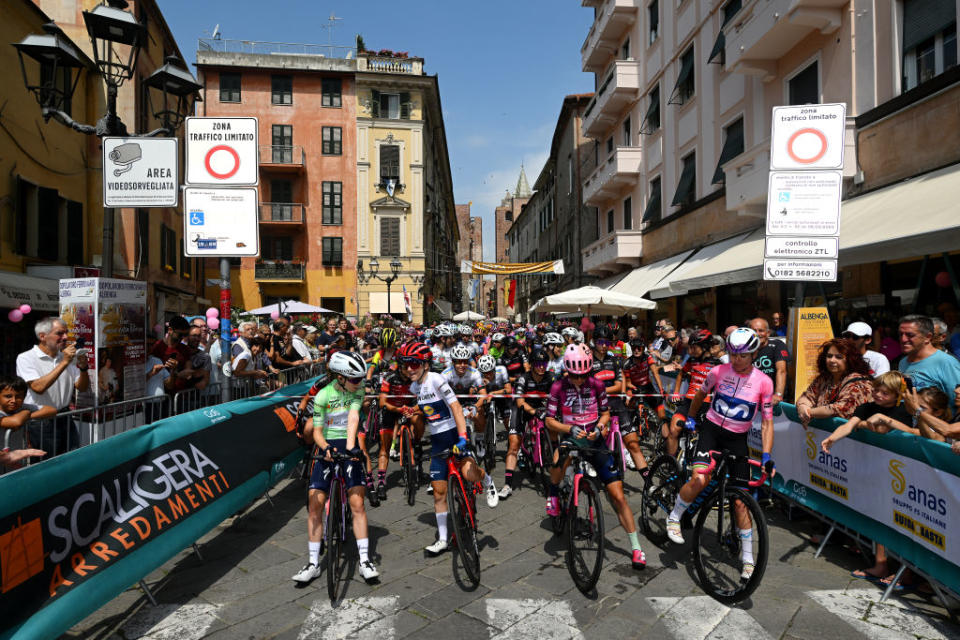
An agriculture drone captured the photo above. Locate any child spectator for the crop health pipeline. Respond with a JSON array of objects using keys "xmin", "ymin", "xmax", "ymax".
[{"xmin": 0, "ymin": 375, "xmax": 57, "ymax": 430}]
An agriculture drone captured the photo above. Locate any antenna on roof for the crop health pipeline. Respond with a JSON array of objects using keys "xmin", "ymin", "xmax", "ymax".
[
  {"xmin": 213, "ymin": 24, "xmax": 221, "ymax": 40},
  {"xmin": 321, "ymin": 13, "xmax": 344, "ymax": 51}
]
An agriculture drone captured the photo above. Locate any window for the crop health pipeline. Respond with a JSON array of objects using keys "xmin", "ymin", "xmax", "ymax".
[
  {"xmin": 643, "ymin": 176, "xmax": 662, "ymax": 224},
  {"xmin": 370, "ymin": 90, "xmax": 412, "ymax": 119},
  {"xmin": 672, "ymin": 152, "xmax": 697, "ymax": 208},
  {"xmin": 623, "ymin": 197, "xmax": 633, "ymax": 230},
  {"xmin": 271, "ymin": 124, "xmax": 292, "ymax": 163},
  {"xmin": 641, "ymin": 85, "xmax": 660, "ymax": 134},
  {"xmin": 320, "ymin": 297, "xmax": 345, "ymax": 314},
  {"xmin": 322, "ymin": 181, "xmax": 342, "ymax": 224},
  {"xmin": 568, "ymin": 156, "xmax": 574, "ymax": 194},
  {"xmin": 620, "ymin": 37, "xmax": 631, "ymax": 60},
  {"xmin": 606, "ymin": 137, "xmax": 614, "ymax": 155},
  {"xmin": 262, "ymin": 236, "xmax": 294, "ymax": 260},
  {"xmin": 322, "ymin": 127, "xmax": 342, "ymax": 155},
  {"xmin": 271, "ymin": 75, "xmax": 292, "ymax": 105},
  {"xmin": 607, "ymin": 209, "xmax": 615, "ymax": 233},
  {"xmin": 648, "ymin": 0, "xmax": 659, "ymax": 45},
  {"xmin": 380, "ymin": 144, "xmax": 400, "ymax": 184},
  {"xmin": 322, "ymin": 77, "xmax": 342, "ymax": 107},
  {"xmin": 160, "ymin": 224, "xmax": 177, "ymax": 270},
  {"xmin": 710, "ymin": 1, "xmax": 741, "ymax": 67},
  {"xmin": 270, "ymin": 180, "xmax": 294, "ymax": 221},
  {"xmin": 180, "ymin": 255, "xmax": 192, "ymax": 280},
  {"xmin": 622, "ymin": 117, "xmax": 632, "ymax": 146},
  {"xmin": 902, "ymin": 0, "xmax": 957, "ymax": 90},
  {"xmin": 380, "ymin": 218, "xmax": 400, "ymax": 256},
  {"xmin": 220, "ymin": 72, "xmax": 241, "ymax": 102},
  {"xmin": 788, "ymin": 61, "xmax": 819, "ymax": 105},
  {"xmin": 14, "ymin": 177, "xmax": 86, "ymax": 264},
  {"xmin": 712, "ymin": 117, "xmax": 744, "ymax": 184},
  {"xmin": 670, "ymin": 47, "xmax": 696, "ymax": 104},
  {"xmin": 322, "ymin": 237, "xmax": 343, "ymax": 266}
]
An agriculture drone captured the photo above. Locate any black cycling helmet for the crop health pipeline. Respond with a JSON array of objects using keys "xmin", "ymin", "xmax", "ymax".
[
  {"xmin": 529, "ymin": 347, "xmax": 549, "ymax": 364},
  {"xmin": 593, "ymin": 324, "xmax": 613, "ymax": 341},
  {"xmin": 503, "ymin": 335, "xmax": 518, "ymax": 350},
  {"xmin": 629, "ymin": 336, "xmax": 646, "ymax": 352}
]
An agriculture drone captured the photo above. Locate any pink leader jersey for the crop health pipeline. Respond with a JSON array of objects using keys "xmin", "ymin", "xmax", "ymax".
[
  {"xmin": 546, "ymin": 377, "xmax": 609, "ymax": 429},
  {"xmin": 701, "ymin": 363, "xmax": 773, "ymax": 433}
]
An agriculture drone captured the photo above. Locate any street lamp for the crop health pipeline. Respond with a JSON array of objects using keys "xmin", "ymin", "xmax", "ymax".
[
  {"xmin": 144, "ymin": 56, "xmax": 203, "ymax": 135},
  {"xmin": 358, "ymin": 258, "xmax": 404, "ymax": 319}
]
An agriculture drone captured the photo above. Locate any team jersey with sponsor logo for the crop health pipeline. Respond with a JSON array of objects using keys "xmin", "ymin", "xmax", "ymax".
[
  {"xmin": 622, "ymin": 352, "xmax": 656, "ymax": 388},
  {"xmin": 442, "ymin": 365, "xmax": 484, "ymax": 401},
  {"xmin": 681, "ymin": 356, "xmax": 722, "ymax": 400},
  {"xmin": 499, "ymin": 351, "xmax": 528, "ymax": 379},
  {"xmin": 312, "ymin": 382, "xmax": 364, "ymax": 441},
  {"xmin": 430, "ymin": 345, "xmax": 454, "ymax": 373},
  {"xmin": 483, "ymin": 365, "xmax": 510, "ymax": 392},
  {"xmin": 546, "ymin": 377, "xmax": 609, "ymax": 429},
  {"xmin": 701, "ymin": 364, "xmax": 774, "ymax": 434},
  {"xmin": 379, "ymin": 370, "xmax": 415, "ymax": 407},
  {"xmin": 515, "ymin": 371, "xmax": 555, "ymax": 407},
  {"xmin": 410, "ymin": 371, "xmax": 460, "ymax": 435}
]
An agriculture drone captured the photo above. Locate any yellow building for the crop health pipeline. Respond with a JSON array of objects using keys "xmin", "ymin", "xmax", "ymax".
[{"xmin": 355, "ymin": 53, "xmax": 459, "ymax": 324}]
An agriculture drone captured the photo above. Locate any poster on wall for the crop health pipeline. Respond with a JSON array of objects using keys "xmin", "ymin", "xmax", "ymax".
[{"xmin": 787, "ymin": 306, "xmax": 835, "ymax": 402}]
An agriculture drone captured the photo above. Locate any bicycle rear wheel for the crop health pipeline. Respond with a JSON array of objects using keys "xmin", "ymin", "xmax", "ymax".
[
  {"xmin": 447, "ymin": 476, "xmax": 481, "ymax": 585},
  {"xmin": 537, "ymin": 434, "xmax": 555, "ymax": 498},
  {"xmin": 484, "ymin": 419, "xmax": 497, "ymax": 471},
  {"xmin": 325, "ymin": 478, "xmax": 345, "ymax": 602},
  {"xmin": 566, "ymin": 476, "xmax": 605, "ymax": 594},
  {"xmin": 639, "ymin": 406, "xmax": 664, "ymax": 458},
  {"xmin": 402, "ymin": 429, "xmax": 417, "ymax": 506},
  {"xmin": 638, "ymin": 455, "xmax": 682, "ymax": 545},
  {"xmin": 692, "ymin": 487, "xmax": 768, "ymax": 604}
]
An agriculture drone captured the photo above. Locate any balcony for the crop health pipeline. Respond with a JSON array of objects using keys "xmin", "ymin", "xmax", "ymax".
[
  {"xmin": 583, "ymin": 61, "xmax": 642, "ymax": 138},
  {"xmin": 259, "ymin": 146, "xmax": 305, "ymax": 172},
  {"xmin": 255, "ymin": 261, "xmax": 305, "ymax": 282},
  {"xmin": 583, "ymin": 147, "xmax": 643, "ymax": 207},
  {"xmin": 724, "ymin": 141, "xmax": 770, "ymax": 217},
  {"xmin": 582, "ymin": 231, "xmax": 644, "ymax": 276},
  {"xmin": 725, "ymin": 0, "xmax": 846, "ymax": 80},
  {"xmin": 357, "ymin": 55, "xmax": 424, "ymax": 75},
  {"xmin": 581, "ymin": 0, "xmax": 639, "ymax": 73},
  {"xmin": 259, "ymin": 203, "xmax": 305, "ymax": 224}
]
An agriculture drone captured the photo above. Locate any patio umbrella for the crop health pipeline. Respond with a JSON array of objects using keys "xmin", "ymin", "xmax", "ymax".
[
  {"xmin": 244, "ymin": 300, "xmax": 334, "ymax": 315},
  {"xmin": 452, "ymin": 310, "xmax": 486, "ymax": 321},
  {"xmin": 529, "ymin": 285, "xmax": 655, "ymax": 315}
]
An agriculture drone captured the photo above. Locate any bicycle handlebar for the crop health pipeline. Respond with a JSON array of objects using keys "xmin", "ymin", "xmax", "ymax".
[{"xmin": 694, "ymin": 449, "xmax": 768, "ymax": 488}]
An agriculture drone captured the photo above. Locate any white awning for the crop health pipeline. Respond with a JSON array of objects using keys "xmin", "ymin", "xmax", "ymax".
[
  {"xmin": 610, "ymin": 249, "xmax": 695, "ymax": 297},
  {"xmin": 657, "ymin": 231, "xmax": 760, "ymax": 296},
  {"xmin": 593, "ymin": 271, "xmax": 629, "ymax": 290},
  {"xmin": 369, "ymin": 292, "xmax": 407, "ymax": 314},
  {"xmin": 0, "ymin": 271, "xmax": 61, "ymax": 312}
]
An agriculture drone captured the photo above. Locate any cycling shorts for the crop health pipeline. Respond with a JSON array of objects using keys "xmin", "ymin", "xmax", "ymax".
[
  {"xmin": 692, "ymin": 420, "xmax": 749, "ymax": 488},
  {"xmin": 379, "ymin": 409, "xmax": 406, "ymax": 435},
  {"xmin": 429, "ymin": 428, "xmax": 467, "ymax": 482},
  {"xmin": 632, "ymin": 383, "xmax": 664, "ymax": 412},
  {"xmin": 562, "ymin": 437, "xmax": 622, "ymax": 485},
  {"xmin": 509, "ymin": 408, "xmax": 531, "ymax": 436},
  {"xmin": 614, "ymin": 408, "xmax": 638, "ymax": 436},
  {"xmin": 308, "ymin": 439, "xmax": 365, "ymax": 493},
  {"xmin": 673, "ymin": 399, "xmax": 708, "ymax": 423}
]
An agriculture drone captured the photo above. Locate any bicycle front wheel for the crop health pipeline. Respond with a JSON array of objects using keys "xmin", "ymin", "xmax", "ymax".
[
  {"xmin": 639, "ymin": 455, "xmax": 682, "ymax": 546},
  {"xmin": 538, "ymin": 434, "xmax": 555, "ymax": 498},
  {"xmin": 402, "ymin": 429, "xmax": 417, "ymax": 507},
  {"xmin": 484, "ymin": 420, "xmax": 497, "ymax": 471},
  {"xmin": 325, "ymin": 478, "xmax": 345, "ymax": 602},
  {"xmin": 692, "ymin": 487, "xmax": 768, "ymax": 604},
  {"xmin": 566, "ymin": 476, "xmax": 605, "ymax": 594},
  {"xmin": 447, "ymin": 476, "xmax": 481, "ymax": 585}
]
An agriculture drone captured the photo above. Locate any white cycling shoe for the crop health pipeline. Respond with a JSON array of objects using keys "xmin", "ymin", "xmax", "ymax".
[
  {"xmin": 498, "ymin": 485, "xmax": 513, "ymax": 499},
  {"xmin": 359, "ymin": 560, "xmax": 380, "ymax": 581},
  {"xmin": 666, "ymin": 518, "xmax": 685, "ymax": 544},
  {"xmin": 486, "ymin": 481, "xmax": 500, "ymax": 508},
  {"xmin": 292, "ymin": 562, "xmax": 322, "ymax": 583},
  {"xmin": 425, "ymin": 539, "xmax": 448, "ymax": 555}
]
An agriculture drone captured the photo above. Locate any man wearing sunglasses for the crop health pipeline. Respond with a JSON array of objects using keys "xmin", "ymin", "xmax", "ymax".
[{"xmin": 397, "ymin": 341, "xmax": 499, "ymax": 556}]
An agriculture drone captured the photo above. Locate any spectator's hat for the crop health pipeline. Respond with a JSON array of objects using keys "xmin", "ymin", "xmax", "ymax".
[
  {"xmin": 844, "ymin": 321, "xmax": 872, "ymax": 338},
  {"xmin": 306, "ymin": 325, "xmax": 318, "ymax": 333},
  {"xmin": 293, "ymin": 322, "xmax": 307, "ymax": 332}
]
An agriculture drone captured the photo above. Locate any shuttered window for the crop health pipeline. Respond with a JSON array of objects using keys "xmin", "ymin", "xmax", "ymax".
[
  {"xmin": 380, "ymin": 218, "xmax": 400, "ymax": 256},
  {"xmin": 322, "ymin": 237, "xmax": 343, "ymax": 266}
]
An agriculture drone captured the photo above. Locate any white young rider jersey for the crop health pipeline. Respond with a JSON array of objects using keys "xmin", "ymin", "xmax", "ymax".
[
  {"xmin": 441, "ymin": 365, "xmax": 484, "ymax": 396},
  {"xmin": 430, "ymin": 344, "xmax": 453, "ymax": 372},
  {"xmin": 547, "ymin": 357, "xmax": 565, "ymax": 376},
  {"xmin": 410, "ymin": 371, "xmax": 460, "ymax": 435}
]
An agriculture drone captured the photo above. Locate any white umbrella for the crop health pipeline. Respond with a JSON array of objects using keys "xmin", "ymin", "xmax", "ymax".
[
  {"xmin": 244, "ymin": 300, "xmax": 334, "ymax": 315},
  {"xmin": 529, "ymin": 285, "xmax": 655, "ymax": 315},
  {"xmin": 452, "ymin": 310, "xmax": 486, "ymax": 322}
]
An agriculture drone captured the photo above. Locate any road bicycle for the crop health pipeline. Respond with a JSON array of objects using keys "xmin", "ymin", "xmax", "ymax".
[
  {"xmin": 518, "ymin": 409, "xmax": 556, "ymax": 496},
  {"xmin": 431, "ymin": 446, "xmax": 482, "ymax": 587},
  {"xmin": 394, "ymin": 414, "xmax": 420, "ymax": 506},
  {"xmin": 638, "ymin": 425, "xmax": 699, "ymax": 544},
  {"xmin": 605, "ymin": 415, "xmax": 630, "ymax": 478}
]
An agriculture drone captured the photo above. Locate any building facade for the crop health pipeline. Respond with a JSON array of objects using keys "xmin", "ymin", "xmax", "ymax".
[
  {"xmin": 493, "ymin": 169, "xmax": 532, "ymax": 319},
  {"xmin": 196, "ymin": 41, "xmax": 358, "ymax": 315},
  {"xmin": 456, "ymin": 203, "xmax": 484, "ymax": 315}
]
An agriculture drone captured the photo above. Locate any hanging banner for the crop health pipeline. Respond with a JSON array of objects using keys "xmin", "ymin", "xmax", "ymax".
[
  {"xmin": 506, "ymin": 280, "xmax": 517, "ymax": 308},
  {"xmin": 461, "ymin": 260, "xmax": 564, "ymax": 275}
]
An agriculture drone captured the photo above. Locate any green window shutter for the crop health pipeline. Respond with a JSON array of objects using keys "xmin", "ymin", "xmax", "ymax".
[
  {"xmin": 400, "ymin": 92, "xmax": 411, "ymax": 119},
  {"xmin": 371, "ymin": 89, "xmax": 381, "ymax": 117}
]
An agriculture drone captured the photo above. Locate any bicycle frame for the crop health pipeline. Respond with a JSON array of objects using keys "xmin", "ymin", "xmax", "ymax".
[
  {"xmin": 430, "ymin": 448, "xmax": 479, "ymax": 529},
  {"xmin": 687, "ymin": 450, "xmax": 767, "ymax": 517},
  {"xmin": 605, "ymin": 416, "xmax": 630, "ymax": 473}
]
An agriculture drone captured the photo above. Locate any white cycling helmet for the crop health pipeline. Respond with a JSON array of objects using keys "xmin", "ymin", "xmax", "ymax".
[
  {"xmin": 726, "ymin": 327, "xmax": 761, "ymax": 354},
  {"xmin": 544, "ymin": 332, "xmax": 564, "ymax": 346},
  {"xmin": 329, "ymin": 351, "xmax": 367, "ymax": 378},
  {"xmin": 477, "ymin": 354, "xmax": 497, "ymax": 373},
  {"xmin": 450, "ymin": 344, "xmax": 474, "ymax": 361},
  {"xmin": 561, "ymin": 326, "xmax": 578, "ymax": 338},
  {"xmin": 458, "ymin": 324, "xmax": 473, "ymax": 336},
  {"xmin": 491, "ymin": 332, "xmax": 505, "ymax": 343},
  {"xmin": 575, "ymin": 330, "xmax": 585, "ymax": 344},
  {"xmin": 435, "ymin": 324, "xmax": 453, "ymax": 337}
]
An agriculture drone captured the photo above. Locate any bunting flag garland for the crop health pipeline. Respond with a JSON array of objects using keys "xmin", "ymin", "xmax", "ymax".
[{"xmin": 461, "ymin": 260, "xmax": 564, "ymax": 275}]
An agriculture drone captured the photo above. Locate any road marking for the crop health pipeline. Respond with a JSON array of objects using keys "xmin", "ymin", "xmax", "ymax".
[
  {"xmin": 485, "ymin": 598, "xmax": 584, "ymax": 639},
  {"xmin": 807, "ymin": 589, "xmax": 953, "ymax": 640},
  {"xmin": 298, "ymin": 596, "xmax": 399, "ymax": 640},
  {"xmin": 122, "ymin": 603, "xmax": 221, "ymax": 640},
  {"xmin": 647, "ymin": 596, "xmax": 773, "ymax": 640}
]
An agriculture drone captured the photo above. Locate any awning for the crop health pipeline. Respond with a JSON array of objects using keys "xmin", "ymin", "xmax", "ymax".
[
  {"xmin": 593, "ymin": 271, "xmax": 630, "ymax": 290},
  {"xmin": 0, "ymin": 271, "xmax": 60, "ymax": 312},
  {"xmin": 369, "ymin": 292, "xmax": 407, "ymax": 314},
  {"xmin": 652, "ymin": 231, "xmax": 759, "ymax": 297},
  {"xmin": 610, "ymin": 250, "xmax": 695, "ymax": 297},
  {"xmin": 433, "ymin": 298, "xmax": 453, "ymax": 319}
]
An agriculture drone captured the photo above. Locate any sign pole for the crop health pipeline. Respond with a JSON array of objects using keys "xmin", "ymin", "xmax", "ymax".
[{"xmin": 219, "ymin": 258, "xmax": 232, "ymax": 405}]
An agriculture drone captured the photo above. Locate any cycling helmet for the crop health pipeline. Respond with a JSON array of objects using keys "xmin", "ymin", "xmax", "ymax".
[
  {"xmin": 477, "ymin": 354, "xmax": 497, "ymax": 373},
  {"xmin": 380, "ymin": 327, "xmax": 398, "ymax": 349},
  {"xmin": 561, "ymin": 326, "xmax": 578, "ymax": 338},
  {"xmin": 434, "ymin": 324, "xmax": 453, "ymax": 338},
  {"xmin": 544, "ymin": 332, "xmax": 564, "ymax": 346},
  {"xmin": 450, "ymin": 344, "xmax": 474, "ymax": 361},
  {"xmin": 689, "ymin": 329, "xmax": 713, "ymax": 348},
  {"xmin": 329, "ymin": 351, "xmax": 367, "ymax": 378},
  {"xmin": 575, "ymin": 330, "xmax": 585, "ymax": 344},
  {"xmin": 423, "ymin": 328, "xmax": 434, "ymax": 340},
  {"xmin": 563, "ymin": 343, "xmax": 593, "ymax": 375},
  {"xmin": 726, "ymin": 327, "xmax": 761, "ymax": 354},
  {"xmin": 397, "ymin": 341, "xmax": 432, "ymax": 361},
  {"xmin": 491, "ymin": 332, "xmax": 505, "ymax": 343},
  {"xmin": 629, "ymin": 336, "xmax": 646, "ymax": 352},
  {"xmin": 459, "ymin": 324, "xmax": 473, "ymax": 336},
  {"xmin": 593, "ymin": 324, "xmax": 613, "ymax": 341},
  {"xmin": 503, "ymin": 336, "xmax": 518, "ymax": 350},
  {"xmin": 529, "ymin": 347, "xmax": 549, "ymax": 364},
  {"xmin": 404, "ymin": 326, "xmax": 417, "ymax": 337}
]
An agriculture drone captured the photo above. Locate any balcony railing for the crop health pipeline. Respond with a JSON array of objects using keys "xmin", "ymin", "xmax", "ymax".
[
  {"xmin": 259, "ymin": 203, "xmax": 305, "ymax": 223},
  {"xmin": 581, "ymin": 231, "xmax": 644, "ymax": 276},
  {"xmin": 583, "ymin": 147, "xmax": 643, "ymax": 206},
  {"xmin": 581, "ymin": 0, "xmax": 638, "ymax": 73},
  {"xmin": 260, "ymin": 145, "xmax": 305, "ymax": 167},
  {"xmin": 583, "ymin": 60, "xmax": 642, "ymax": 138},
  {"xmin": 255, "ymin": 261, "xmax": 305, "ymax": 281},
  {"xmin": 357, "ymin": 55, "xmax": 424, "ymax": 75},
  {"xmin": 198, "ymin": 38, "xmax": 355, "ymax": 59}
]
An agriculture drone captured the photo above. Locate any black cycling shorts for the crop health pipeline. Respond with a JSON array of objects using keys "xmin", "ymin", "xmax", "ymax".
[{"xmin": 693, "ymin": 420, "xmax": 749, "ymax": 488}]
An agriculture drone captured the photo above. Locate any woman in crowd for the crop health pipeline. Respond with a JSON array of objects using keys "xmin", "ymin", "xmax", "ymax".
[{"xmin": 796, "ymin": 338, "xmax": 874, "ymax": 424}]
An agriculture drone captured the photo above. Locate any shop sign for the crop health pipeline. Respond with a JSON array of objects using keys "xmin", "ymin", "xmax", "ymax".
[
  {"xmin": 183, "ymin": 188, "xmax": 259, "ymax": 257},
  {"xmin": 764, "ymin": 236, "xmax": 838, "ymax": 260},
  {"xmin": 786, "ymin": 306, "xmax": 834, "ymax": 402}
]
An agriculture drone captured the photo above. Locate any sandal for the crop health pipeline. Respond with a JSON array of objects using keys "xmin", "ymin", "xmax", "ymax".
[
  {"xmin": 850, "ymin": 569, "xmax": 883, "ymax": 583},
  {"xmin": 878, "ymin": 575, "xmax": 914, "ymax": 592}
]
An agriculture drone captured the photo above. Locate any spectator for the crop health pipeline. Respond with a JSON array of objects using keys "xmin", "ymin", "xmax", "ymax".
[
  {"xmin": 874, "ymin": 322, "xmax": 901, "ymax": 364},
  {"xmin": 290, "ymin": 323, "xmax": 312, "ymax": 362},
  {"xmin": 305, "ymin": 326, "xmax": 321, "ymax": 361},
  {"xmin": 0, "ymin": 447, "xmax": 46, "ymax": 471},
  {"xmin": 0, "ymin": 375, "xmax": 56, "ymax": 430},
  {"xmin": 339, "ymin": 318, "xmax": 356, "ymax": 350},
  {"xmin": 16, "ymin": 317, "xmax": 90, "ymax": 457},
  {"xmin": 723, "ymin": 325, "xmax": 738, "ymax": 338},
  {"xmin": 144, "ymin": 354, "xmax": 171, "ymax": 397},
  {"xmin": 931, "ymin": 317, "xmax": 952, "ymax": 354},
  {"xmin": 317, "ymin": 317, "xmax": 340, "ymax": 355},
  {"xmin": 148, "ymin": 316, "xmax": 195, "ymax": 394},
  {"xmin": 796, "ymin": 338, "xmax": 874, "ymax": 424},
  {"xmin": 750, "ymin": 317, "xmax": 790, "ymax": 407},
  {"xmin": 771, "ymin": 311, "xmax": 787, "ymax": 337},
  {"xmin": 184, "ymin": 326, "xmax": 212, "ymax": 391},
  {"xmin": 897, "ymin": 315, "xmax": 960, "ymax": 397},
  {"xmin": 269, "ymin": 319, "xmax": 301, "ymax": 369},
  {"xmin": 232, "ymin": 336, "xmax": 272, "ymax": 384},
  {"xmin": 903, "ymin": 385, "xmax": 960, "ymax": 442},
  {"xmin": 843, "ymin": 321, "xmax": 890, "ymax": 376}
]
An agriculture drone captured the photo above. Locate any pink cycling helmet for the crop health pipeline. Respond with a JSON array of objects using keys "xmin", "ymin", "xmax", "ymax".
[{"xmin": 563, "ymin": 343, "xmax": 593, "ymax": 375}]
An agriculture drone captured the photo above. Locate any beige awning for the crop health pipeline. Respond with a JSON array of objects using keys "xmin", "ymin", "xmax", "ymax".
[
  {"xmin": 369, "ymin": 292, "xmax": 407, "ymax": 314},
  {"xmin": 610, "ymin": 249, "xmax": 695, "ymax": 297},
  {"xmin": 656, "ymin": 231, "xmax": 759, "ymax": 296}
]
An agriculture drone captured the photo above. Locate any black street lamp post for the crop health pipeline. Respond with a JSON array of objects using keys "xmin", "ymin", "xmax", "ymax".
[{"xmin": 358, "ymin": 257, "xmax": 403, "ymax": 320}]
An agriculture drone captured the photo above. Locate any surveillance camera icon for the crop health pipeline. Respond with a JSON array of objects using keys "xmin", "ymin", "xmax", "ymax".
[{"xmin": 108, "ymin": 143, "xmax": 142, "ymax": 176}]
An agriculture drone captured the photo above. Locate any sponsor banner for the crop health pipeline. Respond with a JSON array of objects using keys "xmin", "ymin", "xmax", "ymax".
[
  {"xmin": 787, "ymin": 307, "xmax": 834, "ymax": 403},
  {"xmin": 461, "ymin": 260, "xmax": 564, "ymax": 275},
  {"xmin": 0, "ymin": 380, "xmax": 315, "ymax": 640},
  {"xmin": 770, "ymin": 404, "xmax": 960, "ymax": 591}
]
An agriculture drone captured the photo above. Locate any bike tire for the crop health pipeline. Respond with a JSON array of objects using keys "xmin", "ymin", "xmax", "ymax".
[
  {"xmin": 638, "ymin": 455, "xmax": 682, "ymax": 545},
  {"xmin": 325, "ymin": 478, "xmax": 345, "ymax": 602},
  {"xmin": 692, "ymin": 486, "xmax": 768, "ymax": 605},
  {"xmin": 566, "ymin": 476, "xmax": 605, "ymax": 594},
  {"xmin": 484, "ymin": 419, "xmax": 497, "ymax": 472},
  {"xmin": 403, "ymin": 429, "xmax": 417, "ymax": 506},
  {"xmin": 538, "ymin": 434, "xmax": 555, "ymax": 498},
  {"xmin": 447, "ymin": 476, "xmax": 481, "ymax": 585}
]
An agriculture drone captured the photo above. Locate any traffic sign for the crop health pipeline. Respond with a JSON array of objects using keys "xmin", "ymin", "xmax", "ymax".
[
  {"xmin": 770, "ymin": 103, "xmax": 846, "ymax": 170},
  {"xmin": 764, "ymin": 236, "xmax": 838, "ymax": 259},
  {"xmin": 183, "ymin": 187, "xmax": 259, "ymax": 257},
  {"xmin": 765, "ymin": 170, "xmax": 842, "ymax": 236},
  {"xmin": 763, "ymin": 259, "xmax": 837, "ymax": 282},
  {"xmin": 102, "ymin": 137, "xmax": 179, "ymax": 207},
  {"xmin": 184, "ymin": 117, "xmax": 258, "ymax": 186}
]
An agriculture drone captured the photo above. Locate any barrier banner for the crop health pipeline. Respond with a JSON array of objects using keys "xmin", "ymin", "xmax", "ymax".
[
  {"xmin": 0, "ymin": 380, "xmax": 314, "ymax": 640},
  {"xmin": 768, "ymin": 404, "xmax": 960, "ymax": 592}
]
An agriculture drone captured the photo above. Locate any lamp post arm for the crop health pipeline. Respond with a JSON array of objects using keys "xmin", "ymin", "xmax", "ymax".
[{"xmin": 41, "ymin": 107, "xmax": 96, "ymax": 135}]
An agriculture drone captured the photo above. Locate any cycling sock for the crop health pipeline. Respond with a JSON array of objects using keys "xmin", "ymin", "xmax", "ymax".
[
  {"xmin": 308, "ymin": 541, "xmax": 321, "ymax": 565},
  {"xmin": 669, "ymin": 496, "xmax": 691, "ymax": 522},
  {"xmin": 549, "ymin": 483, "xmax": 559, "ymax": 498},
  {"xmin": 483, "ymin": 473, "xmax": 494, "ymax": 488},
  {"xmin": 504, "ymin": 470, "xmax": 513, "ymax": 488},
  {"xmin": 739, "ymin": 528, "xmax": 754, "ymax": 565},
  {"xmin": 357, "ymin": 538, "xmax": 369, "ymax": 563},
  {"xmin": 627, "ymin": 531, "xmax": 642, "ymax": 552},
  {"xmin": 377, "ymin": 470, "xmax": 386, "ymax": 485},
  {"xmin": 436, "ymin": 512, "xmax": 449, "ymax": 541}
]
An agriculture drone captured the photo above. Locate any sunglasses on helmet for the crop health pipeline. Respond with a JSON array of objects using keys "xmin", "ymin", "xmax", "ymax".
[
  {"xmin": 399, "ymin": 357, "xmax": 424, "ymax": 368},
  {"xmin": 345, "ymin": 376, "xmax": 365, "ymax": 385}
]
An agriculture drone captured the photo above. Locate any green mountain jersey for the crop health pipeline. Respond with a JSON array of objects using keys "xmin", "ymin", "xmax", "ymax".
[{"xmin": 312, "ymin": 382, "xmax": 364, "ymax": 440}]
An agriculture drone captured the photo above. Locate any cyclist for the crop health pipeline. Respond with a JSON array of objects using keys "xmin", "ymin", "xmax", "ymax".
[
  {"xmin": 499, "ymin": 336, "xmax": 529, "ymax": 384},
  {"xmin": 443, "ymin": 344, "xmax": 488, "ymax": 457},
  {"xmin": 486, "ymin": 332, "xmax": 506, "ymax": 359},
  {"xmin": 476, "ymin": 354, "xmax": 512, "ymax": 447},
  {"xmin": 293, "ymin": 351, "xmax": 380, "ymax": 584},
  {"xmin": 544, "ymin": 344, "xmax": 646, "ymax": 569},
  {"xmin": 561, "ymin": 326, "xmax": 578, "ymax": 346},
  {"xmin": 375, "ymin": 355, "xmax": 422, "ymax": 501},
  {"xmin": 622, "ymin": 336, "xmax": 666, "ymax": 422},
  {"xmin": 589, "ymin": 325, "xmax": 645, "ymax": 475},
  {"xmin": 398, "ymin": 341, "xmax": 498, "ymax": 555},
  {"xmin": 544, "ymin": 332, "xmax": 566, "ymax": 375},
  {"xmin": 665, "ymin": 329, "xmax": 722, "ymax": 457},
  {"xmin": 663, "ymin": 327, "xmax": 775, "ymax": 581},
  {"xmin": 367, "ymin": 328, "xmax": 399, "ymax": 380},
  {"xmin": 501, "ymin": 347, "xmax": 555, "ymax": 498},
  {"xmin": 430, "ymin": 325, "xmax": 456, "ymax": 373}
]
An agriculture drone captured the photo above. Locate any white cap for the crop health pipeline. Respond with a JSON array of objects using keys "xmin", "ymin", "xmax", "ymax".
[{"xmin": 845, "ymin": 321, "xmax": 872, "ymax": 337}]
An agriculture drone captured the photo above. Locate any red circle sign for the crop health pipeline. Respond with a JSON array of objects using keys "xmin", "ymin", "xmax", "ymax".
[
  {"xmin": 786, "ymin": 128, "xmax": 828, "ymax": 164},
  {"xmin": 204, "ymin": 145, "xmax": 240, "ymax": 179}
]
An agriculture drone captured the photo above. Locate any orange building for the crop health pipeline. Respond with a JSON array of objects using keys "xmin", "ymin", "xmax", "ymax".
[{"xmin": 196, "ymin": 40, "xmax": 358, "ymax": 315}]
